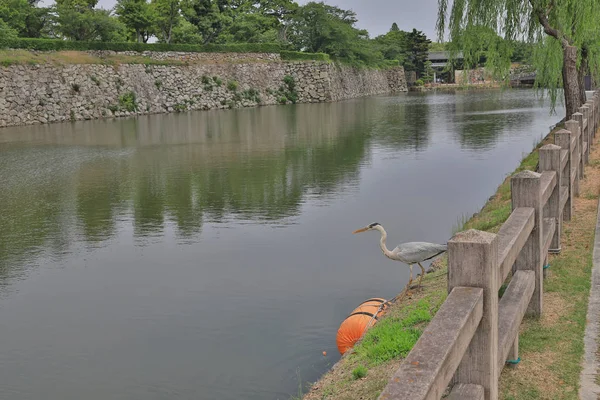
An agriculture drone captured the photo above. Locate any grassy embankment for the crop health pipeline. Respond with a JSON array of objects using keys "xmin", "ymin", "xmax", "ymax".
[
  {"xmin": 304, "ymin": 123, "xmax": 600, "ymax": 400},
  {"xmin": 0, "ymin": 49, "xmax": 270, "ymax": 67},
  {"xmin": 0, "ymin": 49, "xmax": 401, "ymax": 70},
  {"xmin": 0, "ymin": 47, "xmax": 331, "ymax": 67}
]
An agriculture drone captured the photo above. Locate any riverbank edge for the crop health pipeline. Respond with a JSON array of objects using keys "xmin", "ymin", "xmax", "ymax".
[
  {"xmin": 303, "ymin": 119, "xmax": 600, "ymax": 400},
  {"xmin": 0, "ymin": 50, "xmax": 407, "ymax": 129}
]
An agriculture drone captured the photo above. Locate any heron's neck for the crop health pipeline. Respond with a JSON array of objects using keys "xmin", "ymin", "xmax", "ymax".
[{"xmin": 376, "ymin": 226, "xmax": 394, "ymax": 258}]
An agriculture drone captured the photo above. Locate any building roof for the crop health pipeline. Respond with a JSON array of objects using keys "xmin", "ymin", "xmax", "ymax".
[{"xmin": 428, "ymin": 51, "xmax": 464, "ymax": 61}]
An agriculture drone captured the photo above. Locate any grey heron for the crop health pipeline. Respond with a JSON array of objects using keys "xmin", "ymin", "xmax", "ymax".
[{"xmin": 352, "ymin": 222, "xmax": 447, "ymax": 290}]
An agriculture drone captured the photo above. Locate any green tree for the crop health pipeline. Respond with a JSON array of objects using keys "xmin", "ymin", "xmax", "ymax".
[
  {"xmin": 0, "ymin": 0, "xmax": 29, "ymax": 34},
  {"xmin": 374, "ymin": 24, "xmax": 407, "ymax": 63},
  {"xmin": 510, "ymin": 41, "xmax": 534, "ymax": 63},
  {"xmin": 115, "ymin": 0, "xmax": 155, "ymax": 43},
  {"xmin": 454, "ymin": 25, "xmax": 512, "ymax": 80},
  {"xmin": 437, "ymin": 0, "xmax": 600, "ymax": 118},
  {"xmin": 180, "ymin": 0, "xmax": 233, "ymax": 44},
  {"xmin": 151, "ymin": 0, "xmax": 179, "ymax": 43},
  {"xmin": 288, "ymin": 2, "xmax": 383, "ymax": 66},
  {"xmin": 171, "ymin": 18, "xmax": 202, "ymax": 43},
  {"xmin": 0, "ymin": 18, "xmax": 18, "ymax": 40},
  {"xmin": 404, "ymin": 29, "xmax": 431, "ymax": 78},
  {"xmin": 257, "ymin": 0, "xmax": 297, "ymax": 42},
  {"xmin": 429, "ymin": 42, "xmax": 446, "ymax": 51},
  {"xmin": 55, "ymin": 0, "xmax": 125, "ymax": 41},
  {"xmin": 222, "ymin": 12, "xmax": 277, "ymax": 43},
  {"xmin": 0, "ymin": 0, "xmax": 50, "ymax": 37},
  {"xmin": 423, "ymin": 60, "xmax": 434, "ymax": 83}
]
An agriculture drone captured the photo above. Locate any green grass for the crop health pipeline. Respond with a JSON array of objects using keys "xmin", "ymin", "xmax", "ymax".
[
  {"xmin": 0, "ymin": 49, "xmax": 186, "ymax": 66},
  {"xmin": 353, "ymin": 299, "xmax": 433, "ymax": 365},
  {"xmin": 280, "ymin": 50, "xmax": 330, "ymax": 62},
  {"xmin": 351, "ymin": 366, "xmax": 368, "ymax": 380},
  {"xmin": 499, "ymin": 216, "xmax": 595, "ymax": 399}
]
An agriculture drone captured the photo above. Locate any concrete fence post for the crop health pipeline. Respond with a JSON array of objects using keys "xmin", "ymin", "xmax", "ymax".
[
  {"xmin": 596, "ymin": 93, "xmax": 600, "ymax": 135},
  {"xmin": 587, "ymin": 100, "xmax": 595, "ymax": 142},
  {"xmin": 448, "ymin": 229, "xmax": 498, "ymax": 400},
  {"xmin": 592, "ymin": 93, "xmax": 596, "ymax": 130},
  {"xmin": 582, "ymin": 105, "xmax": 590, "ymax": 146},
  {"xmin": 555, "ymin": 129, "xmax": 573, "ymax": 220},
  {"xmin": 539, "ymin": 144, "xmax": 562, "ymax": 253},
  {"xmin": 578, "ymin": 106, "xmax": 587, "ymax": 147},
  {"xmin": 581, "ymin": 105, "xmax": 591, "ymax": 150},
  {"xmin": 573, "ymin": 112, "xmax": 588, "ymax": 165},
  {"xmin": 592, "ymin": 94, "xmax": 598, "ymax": 135},
  {"xmin": 511, "ymin": 171, "xmax": 543, "ymax": 316},
  {"xmin": 565, "ymin": 119, "xmax": 582, "ymax": 187}
]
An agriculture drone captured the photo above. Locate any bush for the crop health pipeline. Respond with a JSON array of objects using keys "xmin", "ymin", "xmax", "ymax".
[
  {"xmin": 201, "ymin": 75, "xmax": 210, "ymax": 84},
  {"xmin": 380, "ymin": 59, "xmax": 400, "ymax": 68},
  {"xmin": 283, "ymin": 75, "xmax": 296, "ymax": 91},
  {"xmin": 242, "ymin": 88, "xmax": 261, "ymax": 103},
  {"xmin": 227, "ymin": 81, "xmax": 238, "ymax": 91},
  {"xmin": 118, "ymin": 91, "xmax": 137, "ymax": 112},
  {"xmin": 415, "ymin": 79, "xmax": 424, "ymax": 87},
  {"xmin": 280, "ymin": 51, "xmax": 330, "ymax": 62},
  {"xmin": 0, "ymin": 38, "xmax": 283, "ymax": 54}
]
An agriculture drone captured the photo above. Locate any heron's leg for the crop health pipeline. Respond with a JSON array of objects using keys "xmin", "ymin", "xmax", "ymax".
[
  {"xmin": 393, "ymin": 265, "xmax": 415, "ymax": 304},
  {"xmin": 416, "ymin": 262, "xmax": 426, "ymax": 289},
  {"xmin": 405, "ymin": 264, "xmax": 414, "ymax": 295}
]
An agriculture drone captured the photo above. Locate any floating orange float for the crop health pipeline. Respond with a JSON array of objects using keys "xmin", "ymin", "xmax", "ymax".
[{"xmin": 336, "ymin": 298, "xmax": 388, "ymax": 355}]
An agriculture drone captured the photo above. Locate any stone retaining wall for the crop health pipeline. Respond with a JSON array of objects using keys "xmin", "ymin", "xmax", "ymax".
[{"xmin": 0, "ymin": 55, "xmax": 407, "ymax": 128}]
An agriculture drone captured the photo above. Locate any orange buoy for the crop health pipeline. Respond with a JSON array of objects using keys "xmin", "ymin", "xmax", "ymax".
[{"xmin": 336, "ymin": 298, "xmax": 388, "ymax": 355}]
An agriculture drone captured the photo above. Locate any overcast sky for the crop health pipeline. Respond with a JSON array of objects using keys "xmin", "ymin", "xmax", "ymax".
[{"xmin": 90, "ymin": 0, "xmax": 443, "ymax": 40}]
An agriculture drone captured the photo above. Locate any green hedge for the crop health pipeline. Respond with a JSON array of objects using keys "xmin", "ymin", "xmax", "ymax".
[
  {"xmin": 0, "ymin": 38, "xmax": 283, "ymax": 53},
  {"xmin": 379, "ymin": 59, "xmax": 400, "ymax": 68},
  {"xmin": 280, "ymin": 50, "xmax": 330, "ymax": 62}
]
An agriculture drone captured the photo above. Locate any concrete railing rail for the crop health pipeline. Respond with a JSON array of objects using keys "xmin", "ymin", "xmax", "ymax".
[{"xmin": 378, "ymin": 90, "xmax": 600, "ymax": 400}]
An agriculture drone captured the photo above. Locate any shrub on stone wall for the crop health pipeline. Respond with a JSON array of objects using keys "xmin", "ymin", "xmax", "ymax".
[{"xmin": 118, "ymin": 91, "xmax": 137, "ymax": 112}]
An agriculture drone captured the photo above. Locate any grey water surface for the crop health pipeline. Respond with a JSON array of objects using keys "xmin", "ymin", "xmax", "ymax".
[{"xmin": 0, "ymin": 90, "xmax": 563, "ymax": 400}]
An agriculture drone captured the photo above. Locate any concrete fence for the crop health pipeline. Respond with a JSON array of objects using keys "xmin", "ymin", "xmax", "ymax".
[{"xmin": 378, "ymin": 90, "xmax": 600, "ymax": 400}]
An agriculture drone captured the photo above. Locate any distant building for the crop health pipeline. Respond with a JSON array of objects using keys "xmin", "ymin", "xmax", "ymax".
[{"xmin": 427, "ymin": 51, "xmax": 464, "ymax": 84}]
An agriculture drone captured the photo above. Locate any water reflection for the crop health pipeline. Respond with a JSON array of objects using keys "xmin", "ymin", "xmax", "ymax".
[
  {"xmin": 0, "ymin": 90, "xmax": 557, "ymax": 277},
  {"xmin": 1, "ymin": 102, "xmax": 374, "ymax": 269},
  {"xmin": 0, "ymin": 90, "xmax": 563, "ymax": 400},
  {"xmin": 451, "ymin": 89, "xmax": 550, "ymax": 150}
]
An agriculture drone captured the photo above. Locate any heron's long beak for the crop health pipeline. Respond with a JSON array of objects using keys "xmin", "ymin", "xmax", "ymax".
[{"xmin": 352, "ymin": 227, "xmax": 369, "ymax": 234}]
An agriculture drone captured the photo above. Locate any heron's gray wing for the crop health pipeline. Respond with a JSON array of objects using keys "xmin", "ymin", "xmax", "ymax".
[{"xmin": 393, "ymin": 242, "xmax": 448, "ymax": 264}]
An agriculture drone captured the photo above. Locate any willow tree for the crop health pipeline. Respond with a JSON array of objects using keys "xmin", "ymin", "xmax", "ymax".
[{"xmin": 437, "ymin": 0, "xmax": 600, "ymax": 118}]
